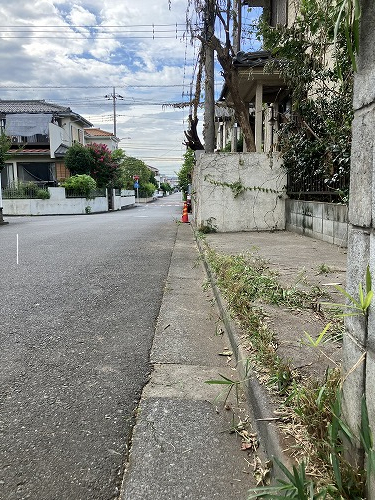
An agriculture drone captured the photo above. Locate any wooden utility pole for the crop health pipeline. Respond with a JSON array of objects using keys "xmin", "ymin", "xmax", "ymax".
[{"xmin": 203, "ymin": 0, "xmax": 216, "ymax": 153}]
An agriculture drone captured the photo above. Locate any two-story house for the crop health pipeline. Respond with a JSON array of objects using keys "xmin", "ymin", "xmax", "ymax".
[
  {"xmin": 84, "ymin": 127, "xmax": 119, "ymax": 152},
  {"xmin": 0, "ymin": 100, "xmax": 92, "ymax": 187}
]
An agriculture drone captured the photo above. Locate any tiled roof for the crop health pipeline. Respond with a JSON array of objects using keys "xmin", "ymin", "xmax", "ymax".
[
  {"xmin": 16, "ymin": 148, "xmax": 50, "ymax": 154},
  {"xmin": 233, "ymin": 50, "xmax": 273, "ymax": 67},
  {"xmin": 84, "ymin": 127, "xmax": 114, "ymax": 137},
  {"xmin": 0, "ymin": 100, "xmax": 71, "ymax": 114}
]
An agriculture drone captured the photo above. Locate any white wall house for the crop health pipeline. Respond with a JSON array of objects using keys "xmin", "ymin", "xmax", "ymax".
[
  {"xmin": 84, "ymin": 127, "xmax": 120, "ymax": 151},
  {"xmin": 0, "ymin": 100, "xmax": 92, "ymax": 187}
]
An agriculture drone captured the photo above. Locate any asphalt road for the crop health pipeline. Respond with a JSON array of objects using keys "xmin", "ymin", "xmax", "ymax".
[{"xmin": 0, "ymin": 194, "xmax": 182, "ymax": 499}]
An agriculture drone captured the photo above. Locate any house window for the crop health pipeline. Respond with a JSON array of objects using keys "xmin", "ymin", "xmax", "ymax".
[
  {"xmin": 270, "ymin": 0, "xmax": 287, "ymax": 26},
  {"xmin": 70, "ymin": 125, "xmax": 81, "ymax": 143},
  {"xmin": 17, "ymin": 162, "xmax": 56, "ymax": 184}
]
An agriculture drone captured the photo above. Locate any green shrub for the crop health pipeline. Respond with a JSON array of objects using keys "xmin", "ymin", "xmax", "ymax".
[
  {"xmin": 62, "ymin": 174, "xmax": 97, "ymax": 198},
  {"xmin": 37, "ymin": 188, "xmax": 50, "ymax": 199}
]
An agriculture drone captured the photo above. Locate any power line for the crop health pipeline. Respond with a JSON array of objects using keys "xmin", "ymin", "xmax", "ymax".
[
  {"xmin": 0, "ymin": 24, "xmax": 187, "ymax": 28},
  {"xmin": 0, "ymin": 84, "xmax": 187, "ymax": 89}
]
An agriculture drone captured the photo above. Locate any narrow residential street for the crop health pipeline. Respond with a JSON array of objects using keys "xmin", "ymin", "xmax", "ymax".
[{"xmin": 0, "ymin": 195, "xmax": 181, "ymax": 499}]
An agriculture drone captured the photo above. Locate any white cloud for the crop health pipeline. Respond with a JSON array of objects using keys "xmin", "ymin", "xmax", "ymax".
[{"xmin": 0, "ymin": 0, "xmax": 206, "ymax": 174}]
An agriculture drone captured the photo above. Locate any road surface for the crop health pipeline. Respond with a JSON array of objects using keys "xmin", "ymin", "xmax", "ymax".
[{"xmin": 0, "ymin": 195, "xmax": 182, "ymax": 499}]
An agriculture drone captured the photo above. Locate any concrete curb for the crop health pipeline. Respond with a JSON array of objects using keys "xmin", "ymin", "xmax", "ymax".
[{"xmin": 193, "ymin": 226, "xmax": 292, "ymax": 477}]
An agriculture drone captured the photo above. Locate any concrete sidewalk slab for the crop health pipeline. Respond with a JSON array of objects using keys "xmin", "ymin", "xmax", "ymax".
[{"xmin": 120, "ymin": 224, "xmax": 257, "ymax": 500}]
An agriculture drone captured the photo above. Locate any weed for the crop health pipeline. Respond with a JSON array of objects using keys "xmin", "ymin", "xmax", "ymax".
[
  {"xmin": 205, "ymin": 373, "xmax": 243, "ymax": 406},
  {"xmin": 249, "ymin": 267, "xmax": 374, "ymax": 499},
  {"xmin": 322, "ymin": 265, "xmax": 372, "ymax": 318},
  {"xmin": 317, "ymin": 263, "xmax": 334, "ymax": 274},
  {"xmin": 267, "ymin": 359, "xmax": 294, "ymax": 395},
  {"xmin": 199, "ymin": 217, "xmax": 218, "ymax": 233},
  {"xmin": 202, "ymin": 279, "xmax": 211, "ymax": 291}
]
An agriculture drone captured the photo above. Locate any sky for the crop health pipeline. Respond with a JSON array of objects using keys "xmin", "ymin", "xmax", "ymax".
[{"xmin": 0, "ymin": 0, "xmax": 260, "ymax": 177}]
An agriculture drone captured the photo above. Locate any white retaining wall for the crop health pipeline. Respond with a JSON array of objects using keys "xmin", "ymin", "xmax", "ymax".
[
  {"xmin": 193, "ymin": 152, "xmax": 286, "ymax": 232},
  {"xmin": 121, "ymin": 190, "xmax": 136, "ymax": 209},
  {"xmin": 4, "ymin": 187, "xmax": 107, "ymax": 215}
]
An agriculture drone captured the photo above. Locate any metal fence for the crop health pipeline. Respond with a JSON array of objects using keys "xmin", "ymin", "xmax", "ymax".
[
  {"xmin": 65, "ymin": 188, "xmax": 106, "ymax": 198},
  {"xmin": 286, "ymin": 171, "xmax": 350, "ymax": 202},
  {"xmin": 2, "ymin": 185, "xmax": 49, "ymax": 199}
]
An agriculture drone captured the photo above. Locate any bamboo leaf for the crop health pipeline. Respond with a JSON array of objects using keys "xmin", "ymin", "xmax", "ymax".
[
  {"xmin": 333, "ymin": 284, "xmax": 361, "ymax": 309},
  {"xmin": 363, "ymin": 290, "xmax": 373, "ymax": 311},
  {"xmin": 205, "ymin": 379, "xmax": 233, "ymax": 385},
  {"xmin": 331, "ymin": 452, "xmax": 343, "ymax": 491},
  {"xmin": 366, "ymin": 265, "xmax": 372, "ymax": 295}
]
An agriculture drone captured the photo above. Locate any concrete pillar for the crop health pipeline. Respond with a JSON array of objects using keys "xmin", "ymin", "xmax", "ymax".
[
  {"xmin": 255, "ymin": 82, "xmax": 263, "ymax": 153},
  {"xmin": 344, "ymin": 0, "xmax": 375, "ymax": 494}
]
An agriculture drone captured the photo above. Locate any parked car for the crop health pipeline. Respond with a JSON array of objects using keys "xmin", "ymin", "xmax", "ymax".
[{"xmin": 153, "ymin": 191, "xmax": 163, "ymax": 198}]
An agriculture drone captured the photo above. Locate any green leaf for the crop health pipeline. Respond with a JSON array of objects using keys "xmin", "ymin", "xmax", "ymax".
[
  {"xmin": 366, "ymin": 265, "xmax": 372, "ymax": 295},
  {"xmin": 363, "ymin": 291, "xmax": 373, "ymax": 312},
  {"xmin": 331, "ymin": 452, "xmax": 342, "ymax": 491},
  {"xmin": 333, "ymin": 284, "xmax": 361, "ymax": 309},
  {"xmin": 360, "ymin": 395, "xmax": 373, "ymax": 451},
  {"xmin": 205, "ymin": 379, "xmax": 233, "ymax": 385}
]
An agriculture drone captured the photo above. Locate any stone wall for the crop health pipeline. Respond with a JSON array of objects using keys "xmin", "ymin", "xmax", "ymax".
[
  {"xmin": 193, "ymin": 152, "xmax": 286, "ymax": 232},
  {"xmin": 285, "ymin": 199, "xmax": 348, "ymax": 247},
  {"xmin": 343, "ymin": 0, "xmax": 375, "ymax": 494}
]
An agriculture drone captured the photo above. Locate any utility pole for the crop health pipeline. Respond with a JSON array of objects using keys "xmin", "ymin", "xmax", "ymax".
[
  {"xmin": 203, "ymin": 0, "xmax": 216, "ymax": 153},
  {"xmin": 105, "ymin": 87, "xmax": 123, "ymax": 139}
]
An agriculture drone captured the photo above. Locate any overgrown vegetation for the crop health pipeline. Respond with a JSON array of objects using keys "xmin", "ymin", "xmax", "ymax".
[
  {"xmin": 257, "ymin": 0, "xmax": 354, "ymax": 200},
  {"xmin": 204, "ymin": 246, "xmax": 371, "ymax": 497}
]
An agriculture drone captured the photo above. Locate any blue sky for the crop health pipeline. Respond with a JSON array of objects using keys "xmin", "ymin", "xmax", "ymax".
[{"xmin": 0, "ymin": 0, "xmax": 261, "ymax": 176}]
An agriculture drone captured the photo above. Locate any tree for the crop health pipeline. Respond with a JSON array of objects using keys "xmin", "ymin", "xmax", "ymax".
[
  {"xmin": 189, "ymin": 0, "xmax": 256, "ymax": 151},
  {"xmin": 0, "ymin": 132, "xmax": 11, "ymax": 173},
  {"xmin": 177, "ymin": 148, "xmax": 195, "ymax": 198},
  {"xmin": 86, "ymin": 143, "xmax": 122, "ymax": 188},
  {"xmin": 65, "ymin": 143, "xmax": 95, "ymax": 176},
  {"xmin": 160, "ymin": 182, "xmax": 173, "ymax": 194},
  {"xmin": 0, "ymin": 132, "xmax": 11, "ymax": 223},
  {"xmin": 119, "ymin": 155, "xmax": 152, "ymax": 190},
  {"xmin": 65, "ymin": 143, "xmax": 123, "ymax": 188}
]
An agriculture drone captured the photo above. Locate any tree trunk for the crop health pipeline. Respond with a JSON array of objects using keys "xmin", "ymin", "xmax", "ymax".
[{"xmin": 210, "ymin": 35, "xmax": 256, "ymax": 152}]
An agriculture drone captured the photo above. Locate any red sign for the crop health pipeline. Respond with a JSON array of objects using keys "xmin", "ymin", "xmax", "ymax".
[{"xmin": 133, "ymin": 175, "xmax": 140, "ymax": 181}]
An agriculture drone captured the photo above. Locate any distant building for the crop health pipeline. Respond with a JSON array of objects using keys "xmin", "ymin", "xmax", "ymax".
[{"xmin": 84, "ymin": 127, "xmax": 119, "ymax": 152}]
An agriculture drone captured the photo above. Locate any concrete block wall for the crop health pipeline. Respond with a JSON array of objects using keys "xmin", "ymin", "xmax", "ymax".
[
  {"xmin": 343, "ymin": 0, "xmax": 375, "ymax": 493},
  {"xmin": 193, "ymin": 152, "xmax": 286, "ymax": 232},
  {"xmin": 285, "ymin": 199, "xmax": 348, "ymax": 247}
]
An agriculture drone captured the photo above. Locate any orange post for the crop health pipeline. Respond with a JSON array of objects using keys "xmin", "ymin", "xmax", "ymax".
[{"xmin": 181, "ymin": 201, "xmax": 189, "ymax": 223}]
